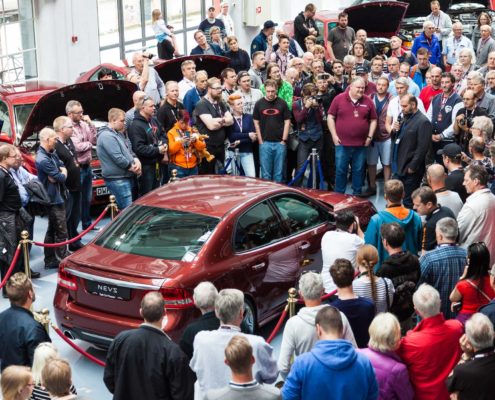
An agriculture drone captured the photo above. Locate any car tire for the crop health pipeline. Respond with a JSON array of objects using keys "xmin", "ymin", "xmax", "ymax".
[{"xmin": 243, "ymin": 298, "xmax": 257, "ymax": 334}]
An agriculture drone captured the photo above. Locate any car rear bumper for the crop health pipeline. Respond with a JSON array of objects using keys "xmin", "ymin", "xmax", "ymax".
[{"xmin": 53, "ymin": 287, "xmax": 196, "ymax": 345}]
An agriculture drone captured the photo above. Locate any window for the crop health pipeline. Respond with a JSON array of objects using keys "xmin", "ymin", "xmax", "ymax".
[
  {"xmin": 0, "ymin": 0, "xmax": 37, "ymax": 83},
  {"xmin": 234, "ymin": 202, "xmax": 285, "ymax": 251},
  {"xmin": 95, "ymin": 205, "xmax": 219, "ymax": 261},
  {"xmin": 97, "ymin": 0, "xmax": 211, "ymax": 63},
  {"xmin": 272, "ymin": 195, "xmax": 328, "ymax": 235},
  {"xmin": 0, "ymin": 101, "xmax": 12, "ymax": 138}
]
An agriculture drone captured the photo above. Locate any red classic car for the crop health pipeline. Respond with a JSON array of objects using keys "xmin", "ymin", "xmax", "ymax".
[
  {"xmin": 0, "ymin": 80, "xmax": 137, "ymax": 202},
  {"xmin": 53, "ymin": 175, "xmax": 376, "ymax": 347}
]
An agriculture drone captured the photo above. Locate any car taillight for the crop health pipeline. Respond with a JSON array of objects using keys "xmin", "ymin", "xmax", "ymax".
[
  {"xmin": 160, "ymin": 287, "xmax": 194, "ymax": 309},
  {"xmin": 58, "ymin": 266, "xmax": 78, "ymax": 291}
]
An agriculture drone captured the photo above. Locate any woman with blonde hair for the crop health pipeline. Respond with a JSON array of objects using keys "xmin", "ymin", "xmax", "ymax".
[
  {"xmin": 31, "ymin": 342, "xmax": 77, "ymax": 400},
  {"xmin": 353, "ymin": 244, "xmax": 395, "ymax": 313},
  {"xmin": 359, "ymin": 313, "xmax": 414, "ymax": 399},
  {"xmin": 209, "ymin": 26, "xmax": 228, "ymax": 53},
  {"xmin": 1, "ymin": 365, "xmax": 34, "ymax": 400},
  {"xmin": 151, "ymin": 9, "xmax": 179, "ymax": 59}
]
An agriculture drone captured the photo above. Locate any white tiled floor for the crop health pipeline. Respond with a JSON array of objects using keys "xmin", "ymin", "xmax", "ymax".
[{"xmin": 0, "ymin": 182, "xmax": 387, "ymax": 399}]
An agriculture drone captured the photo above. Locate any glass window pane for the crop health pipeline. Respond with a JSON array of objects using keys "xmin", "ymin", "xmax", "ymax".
[
  {"xmin": 100, "ymin": 47, "xmax": 121, "ymax": 64},
  {"xmin": 18, "ymin": 0, "xmax": 33, "ymax": 20},
  {"xmin": 145, "ymin": 40, "xmax": 158, "ymax": 55},
  {"xmin": 22, "ymin": 49, "xmax": 37, "ymax": 79},
  {"xmin": 123, "ymin": 0, "xmax": 142, "ymax": 42},
  {"xmin": 184, "ymin": 29, "xmax": 196, "ymax": 55},
  {"xmin": 166, "ymin": 0, "xmax": 184, "ymax": 31},
  {"xmin": 98, "ymin": 0, "xmax": 120, "ymax": 48},
  {"xmin": 185, "ymin": 0, "xmax": 202, "ymax": 29},
  {"xmin": 144, "ymin": 0, "xmax": 162, "ymax": 38},
  {"xmin": 0, "ymin": 100, "xmax": 13, "ymax": 139},
  {"xmin": 272, "ymin": 195, "xmax": 327, "ymax": 234}
]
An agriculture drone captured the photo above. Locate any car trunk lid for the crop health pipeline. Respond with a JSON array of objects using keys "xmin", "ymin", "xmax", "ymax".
[
  {"xmin": 154, "ymin": 54, "xmax": 231, "ymax": 82},
  {"xmin": 20, "ymin": 80, "xmax": 137, "ymax": 145},
  {"xmin": 345, "ymin": 1, "xmax": 409, "ymax": 38}
]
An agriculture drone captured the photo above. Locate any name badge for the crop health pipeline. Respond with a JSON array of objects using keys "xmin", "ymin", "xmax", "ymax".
[{"xmin": 395, "ymin": 138, "xmax": 401, "ymax": 145}]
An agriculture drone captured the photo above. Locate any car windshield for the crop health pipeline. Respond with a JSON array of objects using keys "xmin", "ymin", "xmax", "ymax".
[
  {"xmin": 94, "ymin": 205, "xmax": 220, "ymax": 261},
  {"xmin": 14, "ymin": 103, "xmax": 35, "ymax": 140}
]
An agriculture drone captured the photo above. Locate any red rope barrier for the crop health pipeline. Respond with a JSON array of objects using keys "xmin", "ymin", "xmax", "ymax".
[
  {"xmin": 266, "ymin": 306, "xmax": 288, "ymax": 344},
  {"xmin": 33, "ymin": 207, "xmax": 109, "ymax": 248},
  {"xmin": 51, "ymin": 324, "xmax": 106, "ymax": 367},
  {"xmin": 0, "ymin": 245, "xmax": 22, "ymax": 289}
]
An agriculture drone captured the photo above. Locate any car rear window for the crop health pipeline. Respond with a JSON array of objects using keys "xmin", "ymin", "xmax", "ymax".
[{"xmin": 94, "ymin": 205, "xmax": 219, "ymax": 261}]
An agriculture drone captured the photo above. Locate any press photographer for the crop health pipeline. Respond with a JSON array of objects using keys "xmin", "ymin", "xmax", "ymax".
[
  {"xmin": 454, "ymin": 89, "xmax": 488, "ymax": 152},
  {"xmin": 292, "ymin": 83, "xmax": 324, "ymax": 186}
]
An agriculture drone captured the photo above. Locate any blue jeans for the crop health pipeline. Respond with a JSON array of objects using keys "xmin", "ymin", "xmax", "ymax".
[
  {"xmin": 227, "ymin": 151, "xmax": 256, "ymax": 177},
  {"xmin": 105, "ymin": 178, "xmax": 134, "ymax": 210},
  {"xmin": 259, "ymin": 142, "xmax": 287, "ymax": 183},
  {"xmin": 138, "ymin": 164, "xmax": 159, "ymax": 196},
  {"xmin": 335, "ymin": 145, "xmax": 367, "ymax": 195},
  {"xmin": 80, "ymin": 167, "xmax": 93, "ymax": 229},
  {"xmin": 65, "ymin": 190, "xmax": 81, "ymax": 240},
  {"xmin": 168, "ymin": 164, "xmax": 198, "ymax": 179}
]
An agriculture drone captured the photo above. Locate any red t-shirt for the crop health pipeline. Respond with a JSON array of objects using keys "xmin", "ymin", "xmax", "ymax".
[
  {"xmin": 419, "ymin": 85, "xmax": 442, "ymax": 111},
  {"xmin": 329, "ymin": 92, "xmax": 378, "ymax": 146},
  {"xmin": 456, "ymin": 276, "xmax": 495, "ymax": 314}
]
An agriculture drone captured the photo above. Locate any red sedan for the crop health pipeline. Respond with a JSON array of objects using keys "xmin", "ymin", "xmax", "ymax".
[{"xmin": 54, "ymin": 175, "xmax": 376, "ymax": 347}]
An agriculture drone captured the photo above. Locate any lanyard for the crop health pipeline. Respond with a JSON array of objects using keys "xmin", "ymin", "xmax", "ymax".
[
  {"xmin": 57, "ymin": 138, "xmax": 76, "ymax": 159},
  {"xmin": 234, "ymin": 115, "xmax": 243, "ymax": 131}
]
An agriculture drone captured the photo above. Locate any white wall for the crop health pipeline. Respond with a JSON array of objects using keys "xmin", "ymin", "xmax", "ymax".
[{"xmin": 34, "ymin": 0, "xmax": 100, "ymax": 84}]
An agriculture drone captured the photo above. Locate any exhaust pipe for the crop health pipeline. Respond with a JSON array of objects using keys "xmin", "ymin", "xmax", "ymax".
[{"xmin": 63, "ymin": 330, "xmax": 76, "ymax": 340}]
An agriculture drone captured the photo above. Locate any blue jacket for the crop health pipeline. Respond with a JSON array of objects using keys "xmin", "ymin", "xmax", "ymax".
[
  {"xmin": 0, "ymin": 305, "xmax": 51, "ymax": 371},
  {"xmin": 282, "ymin": 339, "xmax": 378, "ymax": 400},
  {"xmin": 183, "ymin": 87, "xmax": 203, "ymax": 125},
  {"xmin": 411, "ymin": 32, "xmax": 441, "ymax": 65},
  {"xmin": 35, "ymin": 146, "xmax": 67, "ymax": 205},
  {"xmin": 251, "ymin": 31, "xmax": 268, "ymax": 57},
  {"xmin": 365, "ymin": 206, "xmax": 422, "ymax": 268},
  {"xmin": 190, "ymin": 44, "xmax": 225, "ymax": 56}
]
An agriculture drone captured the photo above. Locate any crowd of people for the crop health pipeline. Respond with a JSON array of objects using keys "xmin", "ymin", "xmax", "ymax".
[{"xmin": 2, "ymin": 0, "xmax": 495, "ymax": 399}]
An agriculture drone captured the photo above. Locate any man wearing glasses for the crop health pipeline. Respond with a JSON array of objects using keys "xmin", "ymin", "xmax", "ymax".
[
  {"xmin": 411, "ymin": 20, "xmax": 441, "ymax": 66},
  {"xmin": 66, "ymin": 100, "xmax": 98, "ymax": 232}
]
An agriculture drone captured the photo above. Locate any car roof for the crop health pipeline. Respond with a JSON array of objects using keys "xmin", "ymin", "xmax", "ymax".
[
  {"xmin": 134, "ymin": 175, "xmax": 299, "ymax": 218},
  {"xmin": 0, "ymin": 81, "xmax": 65, "ymax": 105}
]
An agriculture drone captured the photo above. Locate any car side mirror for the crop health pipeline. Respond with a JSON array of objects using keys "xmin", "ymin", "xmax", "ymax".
[{"xmin": 0, "ymin": 132, "xmax": 13, "ymax": 144}]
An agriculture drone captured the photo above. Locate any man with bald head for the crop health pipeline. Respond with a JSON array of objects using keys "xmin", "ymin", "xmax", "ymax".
[
  {"xmin": 388, "ymin": 36, "xmax": 416, "ymax": 66},
  {"xmin": 426, "ymin": 164, "xmax": 463, "ymax": 217},
  {"xmin": 476, "ymin": 25, "xmax": 495, "ymax": 67},
  {"xmin": 419, "ymin": 66, "xmax": 443, "ymax": 110},
  {"xmin": 443, "ymin": 22, "xmax": 472, "ymax": 69},
  {"xmin": 157, "ymin": 81, "xmax": 185, "ymax": 134},
  {"xmin": 125, "ymin": 90, "xmax": 146, "ymax": 128}
]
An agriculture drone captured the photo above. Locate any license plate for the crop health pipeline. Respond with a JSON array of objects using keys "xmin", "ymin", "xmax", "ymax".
[
  {"xmin": 86, "ymin": 280, "xmax": 131, "ymax": 300},
  {"xmin": 96, "ymin": 186, "xmax": 109, "ymax": 197}
]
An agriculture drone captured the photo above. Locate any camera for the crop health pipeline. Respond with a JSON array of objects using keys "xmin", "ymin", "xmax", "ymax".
[
  {"xmin": 310, "ymin": 95, "xmax": 323, "ymax": 105},
  {"xmin": 452, "ymin": 302, "xmax": 462, "ymax": 313},
  {"xmin": 144, "ymin": 53, "xmax": 155, "ymax": 59},
  {"xmin": 316, "ymin": 73, "xmax": 331, "ymax": 80}
]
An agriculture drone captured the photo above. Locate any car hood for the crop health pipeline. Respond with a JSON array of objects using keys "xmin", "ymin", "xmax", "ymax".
[
  {"xmin": 67, "ymin": 243, "xmax": 185, "ymax": 281},
  {"xmin": 345, "ymin": 1, "xmax": 409, "ymax": 38},
  {"xmin": 20, "ymin": 80, "xmax": 137, "ymax": 144},
  {"xmin": 154, "ymin": 55, "xmax": 231, "ymax": 82},
  {"xmin": 396, "ymin": 0, "xmax": 491, "ymax": 18}
]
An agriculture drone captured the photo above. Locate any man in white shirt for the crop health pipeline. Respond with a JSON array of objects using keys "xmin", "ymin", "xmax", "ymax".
[
  {"xmin": 426, "ymin": 0, "xmax": 452, "ymax": 48},
  {"xmin": 321, "ymin": 210, "xmax": 364, "ymax": 293},
  {"xmin": 178, "ymin": 59, "xmax": 197, "ymax": 101},
  {"xmin": 217, "ymin": 2, "xmax": 234, "ymax": 37},
  {"xmin": 443, "ymin": 22, "xmax": 473, "ymax": 68}
]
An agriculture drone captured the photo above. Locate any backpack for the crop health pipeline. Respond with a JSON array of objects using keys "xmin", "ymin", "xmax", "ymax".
[{"xmin": 23, "ymin": 179, "xmax": 52, "ymax": 217}]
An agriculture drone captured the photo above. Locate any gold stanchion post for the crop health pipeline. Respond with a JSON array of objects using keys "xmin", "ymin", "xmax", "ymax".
[
  {"xmin": 20, "ymin": 230, "xmax": 30, "ymax": 279},
  {"xmin": 109, "ymin": 195, "xmax": 119, "ymax": 220},
  {"xmin": 288, "ymin": 287, "xmax": 297, "ymax": 318},
  {"xmin": 169, "ymin": 169, "xmax": 178, "ymax": 183}
]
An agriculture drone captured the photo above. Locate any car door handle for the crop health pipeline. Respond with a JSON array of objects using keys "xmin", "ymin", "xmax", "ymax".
[
  {"xmin": 299, "ymin": 242, "xmax": 310, "ymax": 250},
  {"xmin": 251, "ymin": 262, "xmax": 266, "ymax": 271}
]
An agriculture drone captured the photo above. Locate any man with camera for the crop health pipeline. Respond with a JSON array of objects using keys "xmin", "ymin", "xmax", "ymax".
[
  {"xmin": 427, "ymin": 72, "xmax": 463, "ymax": 163},
  {"xmin": 127, "ymin": 52, "xmax": 165, "ymax": 107},
  {"xmin": 293, "ymin": 83, "xmax": 324, "ymax": 186},
  {"xmin": 453, "ymin": 89, "xmax": 488, "ymax": 151}
]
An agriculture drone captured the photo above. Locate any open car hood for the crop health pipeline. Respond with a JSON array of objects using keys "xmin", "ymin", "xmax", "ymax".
[
  {"xmin": 154, "ymin": 55, "xmax": 231, "ymax": 83},
  {"xmin": 20, "ymin": 80, "xmax": 137, "ymax": 144},
  {"xmin": 394, "ymin": 0, "xmax": 491, "ymax": 18},
  {"xmin": 345, "ymin": 1, "xmax": 409, "ymax": 38}
]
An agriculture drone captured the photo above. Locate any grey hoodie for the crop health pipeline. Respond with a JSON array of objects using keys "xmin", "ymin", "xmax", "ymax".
[
  {"xmin": 277, "ymin": 304, "xmax": 357, "ymax": 379},
  {"xmin": 96, "ymin": 125, "xmax": 135, "ymax": 180}
]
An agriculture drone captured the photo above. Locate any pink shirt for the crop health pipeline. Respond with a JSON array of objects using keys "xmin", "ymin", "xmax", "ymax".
[
  {"xmin": 329, "ymin": 92, "xmax": 377, "ymax": 146},
  {"xmin": 71, "ymin": 120, "xmax": 97, "ymax": 165}
]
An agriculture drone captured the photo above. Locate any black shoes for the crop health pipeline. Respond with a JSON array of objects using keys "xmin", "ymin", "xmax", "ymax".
[
  {"xmin": 69, "ymin": 241, "xmax": 84, "ymax": 251},
  {"xmin": 358, "ymin": 187, "xmax": 377, "ymax": 198},
  {"xmin": 30, "ymin": 269, "xmax": 41, "ymax": 279},
  {"xmin": 83, "ymin": 225, "xmax": 101, "ymax": 232},
  {"xmin": 44, "ymin": 263, "xmax": 59, "ymax": 270}
]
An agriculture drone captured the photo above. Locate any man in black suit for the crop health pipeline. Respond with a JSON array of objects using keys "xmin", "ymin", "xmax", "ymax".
[
  {"xmin": 392, "ymin": 94, "xmax": 432, "ymax": 208},
  {"xmin": 104, "ymin": 292, "xmax": 194, "ymax": 400}
]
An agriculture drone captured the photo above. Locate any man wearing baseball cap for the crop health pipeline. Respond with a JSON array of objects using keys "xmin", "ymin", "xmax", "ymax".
[
  {"xmin": 250, "ymin": 20, "xmax": 278, "ymax": 59},
  {"xmin": 354, "ymin": 66, "xmax": 377, "ymax": 97},
  {"xmin": 438, "ymin": 143, "xmax": 468, "ymax": 202}
]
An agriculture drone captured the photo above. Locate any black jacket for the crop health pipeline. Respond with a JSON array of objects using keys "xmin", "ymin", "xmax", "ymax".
[
  {"xmin": 179, "ymin": 311, "xmax": 220, "ymax": 360},
  {"xmin": 0, "ymin": 304, "xmax": 51, "ymax": 371},
  {"xmin": 293, "ymin": 11, "xmax": 318, "ymax": 51},
  {"xmin": 395, "ymin": 111, "xmax": 432, "ymax": 176},
  {"xmin": 104, "ymin": 325, "xmax": 194, "ymax": 400},
  {"xmin": 128, "ymin": 114, "xmax": 165, "ymax": 165}
]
